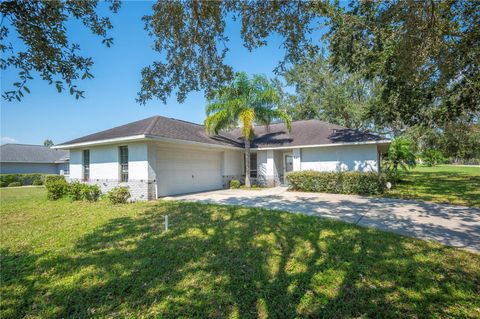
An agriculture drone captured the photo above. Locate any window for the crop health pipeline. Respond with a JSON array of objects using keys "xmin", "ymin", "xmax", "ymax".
[
  {"xmin": 82, "ymin": 150, "xmax": 90, "ymax": 181},
  {"xmin": 61, "ymin": 168, "xmax": 69, "ymax": 176},
  {"xmin": 245, "ymin": 152, "xmax": 257, "ymax": 178},
  {"xmin": 119, "ymin": 146, "xmax": 128, "ymax": 182}
]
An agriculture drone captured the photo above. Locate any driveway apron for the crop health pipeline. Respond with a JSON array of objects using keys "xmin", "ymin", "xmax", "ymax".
[{"xmin": 163, "ymin": 187, "xmax": 480, "ymax": 253}]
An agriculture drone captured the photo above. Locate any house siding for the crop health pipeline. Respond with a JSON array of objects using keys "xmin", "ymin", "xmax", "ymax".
[
  {"xmin": 222, "ymin": 149, "xmax": 244, "ymax": 187},
  {"xmin": 0, "ymin": 162, "xmax": 58, "ymax": 174},
  {"xmin": 69, "ymin": 142, "xmax": 153, "ymax": 201},
  {"xmin": 257, "ymin": 150, "xmax": 276, "ymax": 187},
  {"xmin": 56, "ymin": 163, "xmax": 69, "ymax": 175},
  {"xmin": 69, "ymin": 150, "xmax": 82, "ymax": 180},
  {"xmin": 301, "ymin": 144, "xmax": 378, "ymax": 172},
  {"xmin": 67, "ymin": 140, "xmax": 380, "ymax": 200},
  {"xmin": 255, "ymin": 144, "xmax": 380, "ymax": 186},
  {"xmin": 273, "ymin": 151, "xmax": 283, "ymax": 185},
  {"xmin": 68, "ymin": 141, "xmax": 244, "ymax": 200}
]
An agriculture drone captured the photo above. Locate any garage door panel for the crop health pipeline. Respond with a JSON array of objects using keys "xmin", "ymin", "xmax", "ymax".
[{"xmin": 156, "ymin": 147, "xmax": 223, "ymax": 196}]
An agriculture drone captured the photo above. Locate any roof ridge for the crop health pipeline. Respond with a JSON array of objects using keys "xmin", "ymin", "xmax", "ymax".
[
  {"xmin": 144, "ymin": 116, "xmax": 161, "ymax": 135},
  {"xmin": 314, "ymin": 119, "xmax": 348, "ymax": 129},
  {"xmin": 252, "ymin": 119, "xmax": 316, "ymax": 126},
  {"xmin": 1, "ymin": 143, "xmax": 51, "ymax": 147},
  {"xmin": 168, "ymin": 117, "xmax": 203, "ymax": 127}
]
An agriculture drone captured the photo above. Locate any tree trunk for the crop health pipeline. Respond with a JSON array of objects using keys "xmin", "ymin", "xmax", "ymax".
[{"xmin": 245, "ymin": 139, "xmax": 251, "ymax": 188}]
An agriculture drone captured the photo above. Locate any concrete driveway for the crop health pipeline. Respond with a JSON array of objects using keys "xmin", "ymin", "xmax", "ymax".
[{"xmin": 164, "ymin": 187, "xmax": 480, "ymax": 253}]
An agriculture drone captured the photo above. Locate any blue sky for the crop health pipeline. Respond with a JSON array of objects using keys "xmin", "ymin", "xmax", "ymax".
[{"xmin": 1, "ymin": 1, "xmax": 321, "ymax": 145}]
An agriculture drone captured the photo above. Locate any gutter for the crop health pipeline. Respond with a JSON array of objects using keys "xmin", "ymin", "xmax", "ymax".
[
  {"xmin": 52, "ymin": 135, "xmax": 390, "ymax": 152},
  {"xmin": 0, "ymin": 161, "xmax": 67, "ymax": 164},
  {"xmin": 51, "ymin": 134, "xmax": 242, "ymax": 151},
  {"xmin": 249, "ymin": 139, "xmax": 391, "ymax": 151}
]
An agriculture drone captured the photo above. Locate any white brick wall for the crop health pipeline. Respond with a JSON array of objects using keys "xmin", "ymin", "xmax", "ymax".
[
  {"xmin": 70, "ymin": 178, "xmax": 155, "ymax": 201},
  {"xmin": 69, "ymin": 142, "xmax": 150, "ymax": 181},
  {"xmin": 68, "ymin": 142, "xmax": 154, "ymax": 201}
]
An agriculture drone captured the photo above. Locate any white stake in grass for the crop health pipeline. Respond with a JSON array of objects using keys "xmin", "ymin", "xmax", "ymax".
[{"xmin": 164, "ymin": 215, "xmax": 169, "ymax": 231}]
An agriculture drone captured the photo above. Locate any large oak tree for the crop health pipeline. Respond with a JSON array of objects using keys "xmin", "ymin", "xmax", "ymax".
[
  {"xmin": 1, "ymin": 0, "xmax": 120, "ymax": 101},
  {"xmin": 2, "ymin": 1, "xmax": 478, "ymax": 130}
]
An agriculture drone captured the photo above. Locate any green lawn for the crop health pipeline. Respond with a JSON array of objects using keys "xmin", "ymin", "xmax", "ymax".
[
  {"xmin": 384, "ymin": 165, "xmax": 480, "ymax": 207},
  {"xmin": 1, "ymin": 187, "xmax": 479, "ymax": 318}
]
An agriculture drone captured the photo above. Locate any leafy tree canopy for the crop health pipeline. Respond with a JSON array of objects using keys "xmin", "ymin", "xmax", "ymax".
[
  {"xmin": 279, "ymin": 53, "xmax": 379, "ymax": 131},
  {"xmin": 43, "ymin": 139, "xmax": 53, "ymax": 147},
  {"xmin": 204, "ymin": 72, "xmax": 291, "ymax": 187},
  {"xmin": 404, "ymin": 122, "xmax": 480, "ymax": 160},
  {"xmin": 2, "ymin": 0, "xmax": 478, "ymax": 131},
  {"xmin": 137, "ymin": 0, "xmax": 327, "ymax": 104},
  {"xmin": 138, "ymin": 0, "xmax": 479, "ymax": 128},
  {"xmin": 1, "ymin": 0, "xmax": 120, "ymax": 101},
  {"xmin": 328, "ymin": 0, "xmax": 479, "ymax": 127}
]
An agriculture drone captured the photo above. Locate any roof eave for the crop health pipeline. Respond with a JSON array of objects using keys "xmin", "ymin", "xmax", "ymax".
[
  {"xmin": 145, "ymin": 135, "xmax": 242, "ymax": 150},
  {"xmin": 250, "ymin": 139, "xmax": 391, "ymax": 151},
  {"xmin": 52, "ymin": 134, "xmax": 243, "ymax": 150},
  {"xmin": 0, "ymin": 160, "xmax": 62, "ymax": 164},
  {"xmin": 51, "ymin": 134, "xmax": 148, "ymax": 149},
  {"xmin": 52, "ymin": 133, "xmax": 390, "ymax": 151}
]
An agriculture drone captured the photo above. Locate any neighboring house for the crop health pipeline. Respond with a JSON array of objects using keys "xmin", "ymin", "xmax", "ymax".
[
  {"xmin": 0, "ymin": 144, "xmax": 69, "ymax": 175},
  {"xmin": 53, "ymin": 115, "xmax": 390, "ymax": 201}
]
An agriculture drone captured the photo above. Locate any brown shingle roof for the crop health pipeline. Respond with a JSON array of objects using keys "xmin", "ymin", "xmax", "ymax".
[
  {"xmin": 227, "ymin": 120, "xmax": 386, "ymax": 148},
  {"xmin": 57, "ymin": 116, "xmax": 242, "ymax": 147},
  {"xmin": 57, "ymin": 116, "xmax": 387, "ymax": 148}
]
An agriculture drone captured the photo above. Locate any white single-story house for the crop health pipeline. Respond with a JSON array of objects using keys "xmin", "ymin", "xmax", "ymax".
[
  {"xmin": 0, "ymin": 144, "xmax": 69, "ymax": 175},
  {"xmin": 52, "ymin": 116, "xmax": 390, "ymax": 201}
]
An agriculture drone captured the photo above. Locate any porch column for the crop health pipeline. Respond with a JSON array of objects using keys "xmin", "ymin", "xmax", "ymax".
[{"xmin": 293, "ymin": 148, "xmax": 301, "ymax": 171}]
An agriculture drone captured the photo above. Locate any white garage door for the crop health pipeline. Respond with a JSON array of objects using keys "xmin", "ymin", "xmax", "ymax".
[{"xmin": 156, "ymin": 147, "xmax": 223, "ymax": 196}]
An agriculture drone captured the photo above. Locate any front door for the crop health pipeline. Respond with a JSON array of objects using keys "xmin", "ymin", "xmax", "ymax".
[{"xmin": 284, "ymin": 154, "xmax": 293, "ymax": 184}]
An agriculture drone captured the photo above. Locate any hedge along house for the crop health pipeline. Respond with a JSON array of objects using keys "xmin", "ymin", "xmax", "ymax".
[{"xmin": 52, "ymin": 116, "xmax": 390, "ymax": 201}]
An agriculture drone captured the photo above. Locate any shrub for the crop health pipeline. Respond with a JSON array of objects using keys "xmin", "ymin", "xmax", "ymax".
[
  {"xmin": 67, "ymin": 182, "xmax": 102, "ymax": 202},
  {"xmin": 0, "ymin": 173, "xmax": 44, "ymax": 186},
  {"xmin": 22, "ymin": 174, "xmax": 42, "ymax": 185},
  {"xmin": 421, "ymin": 149, "xmax": 445, "ymax": 167},
  {"xmin": 287, "ymin": 171, "xmax": 388, "ymax": 195},
  {"xmin": 229, "ymin": 179, "xmax": 241, "ymax": 189},
  {"xmin": 44, "ymin": 175, "xmax": 66, "ymax": 184},
  {"xmin": 68, "ymin": 181, "xmax": 85, "ymax": 201},
  {"xmin": 383, "ymin": 137, "xmax": 416, "ymax": 174},
  {"xmin": 32, "ymin": 179, "xmax": 43, "ymax": 186},
  {"xmin": 0, "ymin": 181, "xmax": 6, "ymax": 188},
  {"xmin": 45, "ymin": 175, "xmax": 68, "ymax": 200},
  {"xmin": 7, "ymin": 182, "xmax": 22, "ymax": 187},
  {"xmin": 107, "ymin": 186, "xmax": 131, "ymax": 204},
  {"xmin": 82, "ymin": 184, "xmax": 101, "ymax": 202},
  {"xmin": 0, "ymin": 174, "xmax": 17, "ymax": 185}
]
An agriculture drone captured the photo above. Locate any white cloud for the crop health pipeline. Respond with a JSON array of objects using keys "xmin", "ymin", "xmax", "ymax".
[{"xmin": 1, "ymin": 136, "xmax": 18, "ymax": 145}]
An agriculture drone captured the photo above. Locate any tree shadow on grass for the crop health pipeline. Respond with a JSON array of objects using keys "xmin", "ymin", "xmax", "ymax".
[
  {"xmin": 0, "ymin": 249, "xmax": 44, "ymax": 318},
  {"xmin": 2, "ymin": 202, "xmax": 479, "ymax": 318},
  {"xmin": 389, "ymin": 171, "xmax": 480, "ymax": 207}
]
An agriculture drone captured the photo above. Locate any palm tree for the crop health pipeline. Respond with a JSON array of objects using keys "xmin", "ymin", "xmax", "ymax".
[
  {"xmin": 205, "ymin": 72, "xmax": 291, "ymax": 187},
  {"xmin": 385, "ymin": 137, "xmax": 416, "ymax": 178}
]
